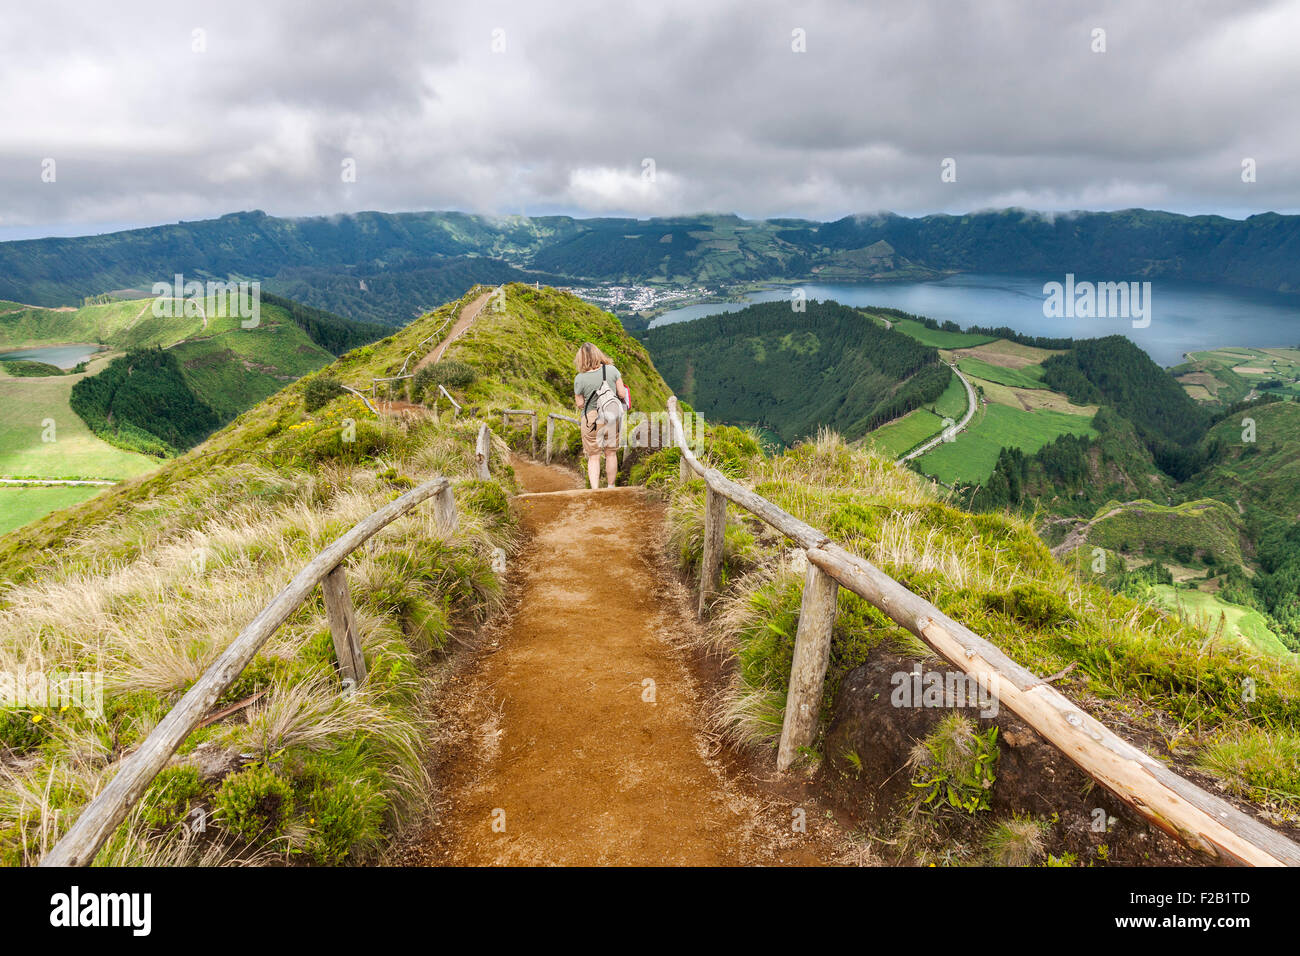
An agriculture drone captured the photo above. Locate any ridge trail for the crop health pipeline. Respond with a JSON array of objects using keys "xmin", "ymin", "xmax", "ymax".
[{"xmin": 402, "ymin": 455, "xmax": 858, "ymax": 866}]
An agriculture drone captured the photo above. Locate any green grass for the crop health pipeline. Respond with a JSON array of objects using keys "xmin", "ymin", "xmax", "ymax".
[
  {"xmin": 866, "ymin": 408, "xmax": 945, "ymax": 458},
  {"xmin": 1086, "ymin": 498, "xmax": 1245, "ymax": 567},
  {"xmin": 956, "ymin": 356, "xmax": 1046, "ymax": 390},
  {"xmin": 915, "ymin": 403, "xmax": 1097, "ymax": 485},
  {"xmin": 888, "ymin": 318, "xmax": 998, "ymax": 349},
  {"xmin": 0, "ymin": 353, "xmax": 160, "ymax": 479},
  {"xmin": 1150, "ymin": 585, "xmax": 1292, "ymax": 658},
  {"xmin": 0, "ymin": 485, "xmax": 105, "ymax": 535},
  {"xmin": 0, "ymin": 299, "xmax": 149, "ymax": 347}
]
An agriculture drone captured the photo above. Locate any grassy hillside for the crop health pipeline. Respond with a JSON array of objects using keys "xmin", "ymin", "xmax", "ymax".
[
  {"xmin": 643, "ymin": 300, "xmax": 950, "ymax": 446},
  {"xmin": 1189, "ymin": 399, "xmax": 1300, "ymax": 519},
  {"xmin": 631, "ymin": 428, "xmax": 1300, "ymax": 863},
  {"xmin": 0, "ymin": 296, "xmax": 379, "ymax": 533},
  {"xmin": 914, "ymin": 402, "xmax": 1097, "ymax": 485},
  {"xmin": 0, "ymin": 284, "xmax": 669, "ymax": 866},
  {"xmin": 1083, "ymin": 498, "xmax": 1246, "ymax": 567}
]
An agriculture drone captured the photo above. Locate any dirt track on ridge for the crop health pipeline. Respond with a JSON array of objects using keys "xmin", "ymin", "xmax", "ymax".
[{"xmin": 404, "ymin": 456, "xmax": 857, "ymax": 866}]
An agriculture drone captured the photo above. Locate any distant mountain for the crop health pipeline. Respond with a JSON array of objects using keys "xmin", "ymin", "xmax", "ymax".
[{"xmin": 2, "ymin": 207, "xmax": 1298, "ymax": 326}]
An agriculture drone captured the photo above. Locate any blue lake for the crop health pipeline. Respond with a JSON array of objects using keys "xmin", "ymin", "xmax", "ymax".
[
  {"xmin": 0, "ymin": 344, "xmax": 103, "ymax": 369},
  {"xmin": 648, "ymin": 274, "xmax": 1300, "ymax": 368}
]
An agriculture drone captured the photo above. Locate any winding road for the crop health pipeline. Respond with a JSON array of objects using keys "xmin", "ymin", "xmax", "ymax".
[{"xmin": 898, "ymin": 362, "xmax": 978, "ymax": 463}]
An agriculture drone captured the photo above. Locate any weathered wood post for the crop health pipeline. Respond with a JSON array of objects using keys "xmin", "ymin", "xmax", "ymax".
[
  {"xmin": 476, "ymin": 423, "xmax": 491, "ymax": 480},
  {"xmin": 434, "ymin": 483, "xmax": 457, "ymax": 533},
  {"xmin": 698, "ymin": 486, "xmax": 726, "ymax": 618},
  {"xmin": 776, "ymin": 558, "xmax": 839, "ymax": 771},
  {"xmin": 679, "ymin": 454, "xmax": 689, "ymax": 483},
  {"xmin": 529, "ymin": 411, "xmax": 538, "ymax": 457},
  {"xmin": 546, "ymin": 415, "xmax": 555, "ymax": 463},
  {"xmin": 322, "ymin": 565, "xmax": 367, "ymax": 686}
]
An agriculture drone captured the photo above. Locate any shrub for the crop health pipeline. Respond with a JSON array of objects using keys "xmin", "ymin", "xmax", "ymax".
[
  {"xmin": 213, "ymin": 764, "xmax": 294, "ymax": 844},
  {"xmin": 299, "ymin": 761, "xmax": 388, "ymax": 864},
  {"xmin": 140, "ymin": 765, "xmax": 206, "ymax": 830},
  {"xmin": 414, "ymin": 360, "xmax": 476, "ymax": 400},
  {"xmin": 304, "ymin": 376, "xmax": 346, "ymax": 412},
  {"xmin": 0, "ymin": 709, "xmax": 48, "ymax": 754}
]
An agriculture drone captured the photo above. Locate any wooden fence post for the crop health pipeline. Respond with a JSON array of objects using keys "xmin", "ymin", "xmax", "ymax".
[
  {"xmin": 698, "ymin": 486, "xmax": 726, "ymax": 618},
  {"xmin": 546, "ymin": 415, "xmax": 555, "ymax": 463},
  {"xmin": 476, "ymin": 423, "xmax": 491, "ymax": 480},
  {"xmin": 776, "ymin": 559, "xmax": 839, "ymax": 771},
  {"xmin": 434, "ymin": 483, "xmax": 457, "ymax": 533},
  {"xmin": 530, "ymin": 411, "xmax": 538, "ymax": 456},
  {"xmin": 679, "ymin": 454, "xmax": 689, "ymax": 483},
  {"xmin": 322, "ymin": 565, "xmax": 367, "ymax": 687}
]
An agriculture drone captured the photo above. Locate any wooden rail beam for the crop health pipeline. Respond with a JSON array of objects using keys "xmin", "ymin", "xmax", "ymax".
[{"xmin": 40, "ymin": 476, "xmax": 452, "ymax": 867}]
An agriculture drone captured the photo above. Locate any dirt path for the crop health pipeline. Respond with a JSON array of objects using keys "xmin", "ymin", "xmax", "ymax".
[
  {"xmin": 404, "ymin": 456, "xmax": 856, "ymax": 866},
  {"xmin": 415, "ymin": 292, "xmax": 490, "ymax": 372}
]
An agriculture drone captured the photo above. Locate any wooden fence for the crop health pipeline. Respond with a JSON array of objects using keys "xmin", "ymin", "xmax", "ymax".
[
  {"xmin": 665, "ymin": 397, "xmax": 1300, "ymax": 867},
  {"xmin": 40, "ymin": 473, "xmax": 466, "ymax": 867}
]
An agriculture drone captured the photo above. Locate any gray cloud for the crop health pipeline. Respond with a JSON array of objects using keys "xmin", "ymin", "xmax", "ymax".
[{"xmin": 0, "ymin": 0, "xmax": 1296, "ymax": 239}]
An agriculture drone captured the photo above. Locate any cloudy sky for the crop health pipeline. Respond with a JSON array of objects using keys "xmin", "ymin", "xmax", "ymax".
[{"xmin": 1, "ymin": 0, "xmax": 1296, "ymax": 239}]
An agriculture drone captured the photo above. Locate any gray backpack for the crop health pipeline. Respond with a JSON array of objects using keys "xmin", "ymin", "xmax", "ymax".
[{"xmin": 587, "ymin": 366, "xmax": 622, "ymax": 431}]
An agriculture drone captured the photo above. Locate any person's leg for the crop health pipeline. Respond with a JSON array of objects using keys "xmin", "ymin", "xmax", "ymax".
[
  {"xmin": 604, "ymin": 449, "xmax": 618, "ymax": 487},
  {"xmin": 587, "ymin": 454, "xmax": 600, "ymax": 489}
]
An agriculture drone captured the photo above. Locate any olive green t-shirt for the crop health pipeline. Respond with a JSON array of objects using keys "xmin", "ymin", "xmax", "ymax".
[{"xmin": 574, "ymin": 364, "xmax": 623, "ymax": 416}]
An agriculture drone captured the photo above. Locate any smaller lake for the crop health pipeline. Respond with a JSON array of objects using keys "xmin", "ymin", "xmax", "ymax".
[{"xmin": 0, "ymin": 344, "xmax": 103, "ymax": 369}]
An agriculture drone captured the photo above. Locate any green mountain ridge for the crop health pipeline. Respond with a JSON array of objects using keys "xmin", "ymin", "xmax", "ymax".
[{"xmin": 5, "ymin": 207, "xmax": 1300, "ymax": 326}]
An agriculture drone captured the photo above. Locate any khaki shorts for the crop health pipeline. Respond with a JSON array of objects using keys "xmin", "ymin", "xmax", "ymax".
[{"xmin": 581, "ymin": 408, "xmax": 622, "ymax": 458}]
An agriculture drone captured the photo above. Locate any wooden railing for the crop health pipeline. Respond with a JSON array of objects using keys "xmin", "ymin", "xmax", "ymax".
[
  {"xmin": 545, "ymin": 413, "xmax": 580, "ymax": 462},
  {"xmin": 665, "ymin": 397, "xmax": 1300, "ymax": 867},
  {"xmin": 41, "ymin": 473, "xmax": 467, "ymax": 866}
]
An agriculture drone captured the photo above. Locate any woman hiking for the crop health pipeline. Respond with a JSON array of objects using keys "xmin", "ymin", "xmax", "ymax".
[{"xmin": 573, "ymin": 342, "xmax": 630, "ymax": 489}]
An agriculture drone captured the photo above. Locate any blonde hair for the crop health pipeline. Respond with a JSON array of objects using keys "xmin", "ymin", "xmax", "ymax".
[{"xmin": 575, "ymin": 342, "xmax": 611, "ymax": 373}]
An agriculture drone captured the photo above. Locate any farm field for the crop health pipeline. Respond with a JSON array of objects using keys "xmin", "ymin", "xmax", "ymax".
[
  {"xmin": 977, "ymin": 377, "xmax": 1098, "ymax": 415},
  {"xmin": 950, "ymin": 338, "xmax": 1063, "ymax": 369},
  {"xmin": 883, "ymin": 316, "xmax": 998, "ymax": 349},
  {"xmin": 1149, "ymin": 584, "xmax": 1292, "ymax": 659},
  {"xmin": 1175, "ymin": 346, "xmax": 1300, "ymax": 403},
  {"xmin": 0, "ymin": 485, "xmax": 103, "ymax": 536},
  {"xmin": 0, "ymin": 353, "xmax": 159, "ymax": 480},
  {"xmin": 864, "ymin": 368, "xmax": 970, "ymax": 457},
  {"xmin": 866, "ymin": 406, "xmax": 945, "ymax": 457},
  {"xmin": 914, "ymin": 401, "xmax": 1097, "ymax": 484},
  {"xmin": 953, "ymin": 354, "xmax": 1047, "ymax": 389}
]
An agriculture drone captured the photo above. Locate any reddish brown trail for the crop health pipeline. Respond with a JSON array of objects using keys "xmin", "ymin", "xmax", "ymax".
[{"xmin": 405, "ymin": 456, "xmax": 856, "ymax": 866}]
